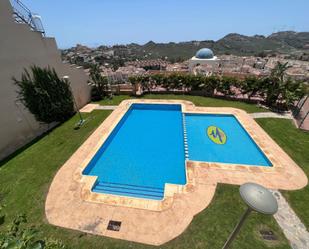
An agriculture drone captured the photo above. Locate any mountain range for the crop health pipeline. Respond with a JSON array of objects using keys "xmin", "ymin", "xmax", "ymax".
[
  {"xmin": 139, "ymin": 31, "xmax": 309, "ymax": 60},
  {"xmin": 68, "ymin": 31, "xmax": 309, "ymax": 62}
]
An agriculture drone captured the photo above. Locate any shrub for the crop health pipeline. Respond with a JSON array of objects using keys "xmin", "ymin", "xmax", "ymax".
[
  {"xmin": 0, "ymin": 204, "xmax": 5, "ymax": 225},
  {"xmin": 240, "ymin": 76, "xmax": 265, "ymax": 99},
  {"xmin": 264, "ymin": 62, "xmax": 306, "ymax": 108},
  {"xmin": 127, "ymin": 71, "xmax": 306, "ymax": 110},
  {"xmin": 13, "ymin": 66, "xmax": 74, "ymax": 124},
  {"xmin": 217, "ymin": 76, "xmax": 238, "ymax": 96},
  {"xmin": 0, "ymin": 214, "xmax": 67, "ymax": 249}
]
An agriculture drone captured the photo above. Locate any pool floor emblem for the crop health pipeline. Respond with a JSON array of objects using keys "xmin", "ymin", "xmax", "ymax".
[
  {"xmin": 207, "ymin": 126, "xmax": 227, "ymax": 145},
  {"xmin": 107, "ymin": 220, "xmax": 122, "ymax": 231}
]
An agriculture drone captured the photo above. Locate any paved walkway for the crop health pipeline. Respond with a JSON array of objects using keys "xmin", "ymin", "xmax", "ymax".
[
  {"xmin": 250, "ymin": 112, "xmax": 293, "ymax": 119},
  {"xmin": 80, "ymin": 104, "xmax": 117, "ymax": 113},
  {"xmin": 83, "ymin": 104, "xmax": 293, "ymax": 120},
  {"xmin": 272, "ymin": 190, "xmax": 309, "ymax": 249},
  {"xmin": 96, "ymin": 105, "xmax": 118, "ymax": 110},
  {"xmin": 79, "ymin": 104, "xmax": 99, "ymax": 113}
]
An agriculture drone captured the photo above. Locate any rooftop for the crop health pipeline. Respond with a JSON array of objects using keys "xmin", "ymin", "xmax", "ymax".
[{"xmin": 195, "ymin": 48, "xmax": 215, "ymax": 59}]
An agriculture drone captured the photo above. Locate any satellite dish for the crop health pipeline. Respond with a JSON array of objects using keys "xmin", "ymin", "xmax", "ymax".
[{"xmin": 240, "ymin": 182, "xmax": 278, "ymax": 215}]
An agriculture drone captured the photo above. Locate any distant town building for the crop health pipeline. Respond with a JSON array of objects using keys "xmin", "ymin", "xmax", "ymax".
[
  {"xmin": 125, "ymin": 59, "xmax": 168, "ymax": 71},
  {"xmin": 166, "ymin": 62, "xmax": 189, "ymax": 72},
  {"xmin": 189, "ymin": 48, "xmax": 220, "ymax": 73}
]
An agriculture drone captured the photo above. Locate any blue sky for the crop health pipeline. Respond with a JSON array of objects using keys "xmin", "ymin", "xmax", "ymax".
[{"xmin": 22, "ymin": 0, "xmax": 309, "ymax": 48}]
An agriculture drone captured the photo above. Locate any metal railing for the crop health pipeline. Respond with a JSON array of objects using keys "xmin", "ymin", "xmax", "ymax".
[
  {"xmin": 10, "ymin": 0, "xmax": 45, "ymax": 35},
  {"xmin": 293, "ymin": 95, "xmax": 309, "ymax": 130}
]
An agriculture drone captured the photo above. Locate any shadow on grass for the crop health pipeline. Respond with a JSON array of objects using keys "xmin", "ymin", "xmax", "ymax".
[{"xmin": 0, "ymin": 123, "xmax": 62, "ymax": 168}]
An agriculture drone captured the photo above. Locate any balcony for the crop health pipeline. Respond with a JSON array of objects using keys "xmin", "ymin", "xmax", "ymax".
[{"xmin": 10, "ymin": 0, "xmax": 45, "ymax": 35}]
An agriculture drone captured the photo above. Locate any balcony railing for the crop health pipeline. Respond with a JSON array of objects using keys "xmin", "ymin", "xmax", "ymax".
[{"xmin": 10, "ymin": 0, "xmax": 45, "ymax": 35}]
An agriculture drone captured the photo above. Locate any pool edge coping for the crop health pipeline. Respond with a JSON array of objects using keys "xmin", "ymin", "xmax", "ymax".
[
  {"xmin": 72, "ymin": 99, "xmax": 307, "ymax": 211},
  {"xmin": 45, "ymin": 99, "xmax": 308, "ymax": 245}
]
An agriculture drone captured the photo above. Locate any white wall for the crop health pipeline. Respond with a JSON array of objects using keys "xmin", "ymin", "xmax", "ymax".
[
  {"xmin": 189, "ymin": 57, "xmax": 220, "ymax": 72},
  {"xmin": 0, "ymin": 0, "xmax": 91, "ymax": 160}
]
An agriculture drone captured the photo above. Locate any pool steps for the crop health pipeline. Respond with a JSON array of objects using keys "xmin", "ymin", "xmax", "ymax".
[{"xmin": 93, "ymin": 181, "xmax": 164, "ymax": 200}]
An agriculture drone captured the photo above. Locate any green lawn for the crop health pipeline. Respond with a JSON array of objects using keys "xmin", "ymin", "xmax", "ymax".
[
  {"xmin": 96, "ymin": 94, "xmax": 266, "ymax": 113},
  {"xmin": 0, "ymin": 108, "xmax": 291, "ymax": 248},
  {"xmin": 256, "ymin": 118, "xmax": 309, "ymax": 229}
]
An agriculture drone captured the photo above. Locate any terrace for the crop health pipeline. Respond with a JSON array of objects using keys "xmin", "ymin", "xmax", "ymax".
[
  {"xmin": 1, "ymin": 95, "xmax": 309, "ymax": 249},
  {"xmin": 0, "ymin": 0, "xmax": 309, "ymax": 248}
]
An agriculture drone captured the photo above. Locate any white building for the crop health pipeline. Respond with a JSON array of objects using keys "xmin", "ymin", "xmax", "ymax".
[{"xmin": 189, "ymin": 48, "xmax": 220, "ymax": 72}]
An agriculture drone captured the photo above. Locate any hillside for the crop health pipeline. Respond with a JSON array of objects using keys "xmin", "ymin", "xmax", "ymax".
[
  {"xmin": 64, "ymin": 31, "xmax": 309, "ymax": 62},
  {"xmin": 130, "ymin": 31, "xmax": 309, "ymax": 60}
]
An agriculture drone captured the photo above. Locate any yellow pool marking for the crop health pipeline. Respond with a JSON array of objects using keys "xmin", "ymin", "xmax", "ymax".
[{"xmin": 207, "ymin": 126, "xmax": 227, "ymax": 145}]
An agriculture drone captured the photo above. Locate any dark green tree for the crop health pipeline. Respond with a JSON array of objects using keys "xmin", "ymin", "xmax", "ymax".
[
  {"xmin": 280, "ymin": 78, "xmax": 307, "ymax": 108},
  {"xmin": 262, "ymin": 62, "xmax": 306, "ymax": 109},
  {"xmin": 203, "ymin": 76, "xmax": 219, "ymax": 96},
  {"xmin": 128, "ymin": 75, "xmax": 141, "ymax": 95},
  {"xmin": 265, "ymin": 61, "xmax": 291, "ymax": 107},
  {"xmin": 216, "ymin": 76, "xmax": 238, "ymax": 96},
  {"xmin": 13, "ymin": 66, "xmax": 74, "ymax": 124},
  {"xmin": 241, "ymin": 76, "xmax": 265, "ymax": 100}
]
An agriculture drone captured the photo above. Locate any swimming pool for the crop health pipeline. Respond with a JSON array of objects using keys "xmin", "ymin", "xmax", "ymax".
[
  {"xmin": 185, "ymin": 114, "xmax": 272, "ymax": 166},
  {"xmin": 83, "ymin": 103, "xmax": 271, "ymax": 200},
  {"xmin": 83, "ymin": 104, "xmax": 186, "ymax": 200}
]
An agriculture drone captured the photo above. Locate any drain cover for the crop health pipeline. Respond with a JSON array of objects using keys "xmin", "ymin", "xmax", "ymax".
[
  {"xmin": 107, "ymin": 220, "xmax": 121, "ymax": 231},
  {"xmin": 259, "ymin": 230, "xmax": 277, "ymax": 241}
]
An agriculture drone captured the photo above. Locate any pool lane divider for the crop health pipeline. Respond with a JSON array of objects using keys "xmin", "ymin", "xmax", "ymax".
[{"xmin": 182, "ymin": 113, "xmax": 189, "ymax": 160}]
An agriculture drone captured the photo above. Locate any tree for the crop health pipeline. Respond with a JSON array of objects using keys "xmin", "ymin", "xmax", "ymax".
[
  {"xmin": 13, "ymin": 66, "xmax": 74, "ymax": 124},
  {"xmin": 128, "ymin": 75, "xmax": 140, "ymax": 95},
  {"xmin": 167, "ymin": 74, "xmax": 184, "ymax": 90},
  {"xmin": 271, "ymin": 61, "xmax": 291, "ymax": 83},
  {"xmin": 151, "ymin": 74, "xmax": 164, "ymax": 88},
  {"xmin": 280, "ymin": 78, "xmax": 307, "ymax": 108},
  {"xmin": 217, "ymin": 76, "xmax": 238, "ymax": 96},
  {"xmin": 203, "ymin": 76, "xmax": 219, "ymax": 96},
  {"xmin": 241, "ymin": 76, "xmax": 264, "ymax": 100},
  {"xmin": 139, "ymin": 75, "xmax": 150, "ymax": 92},
  {"xmin": 262, "ymin": 62, "xmax": 306, "ymax": 109},
  {"xmin": 265, "ymin": 62, "xmax": 291, "ymax": 107},
  {"xmin": 88, "ymin": 64, "xmax": 110, "ymax": 101}
]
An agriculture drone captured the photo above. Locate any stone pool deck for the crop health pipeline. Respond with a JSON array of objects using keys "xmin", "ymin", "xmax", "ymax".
[{"xmin": 45, "ymin": 99, "xmax": 307, "ymax": 246}]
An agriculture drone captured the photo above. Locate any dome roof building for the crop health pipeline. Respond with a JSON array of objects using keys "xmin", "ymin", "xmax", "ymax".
[
  {"xmin": 195, "ymin": 48, "xmax": 214, "ymax": 59},
  {"xmin": 189, "ymin": 48, "xmax": 219, "ymax": 73}
]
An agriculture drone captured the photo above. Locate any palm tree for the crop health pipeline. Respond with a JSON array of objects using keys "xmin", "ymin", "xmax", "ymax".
[
  {"xmin": 271, "ymin": 61, "xmax": 291, "ymax": 83},
  {"xmin": 88, "ymin": 64, "xmax": 109, "ymax": 100},
  {"xmin": 265, "ymin": 62, "xmax": 291, "ymax": 107},
  {"xmin": 263, "ymin": 61, "xmax": 307, "ymax": 109}
]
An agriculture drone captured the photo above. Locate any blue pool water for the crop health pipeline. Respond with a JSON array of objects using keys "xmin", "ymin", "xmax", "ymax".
[
  {"xmin": 185, "ymin": 114, "xmax": 272, "ymax": 166},
  {"xmin": 83, "ymin": 104, "xmax": 186, "ymax": 200},
  {"xmin": 83, "ymin": 104, "xmax": 272, "ymax": 200}
]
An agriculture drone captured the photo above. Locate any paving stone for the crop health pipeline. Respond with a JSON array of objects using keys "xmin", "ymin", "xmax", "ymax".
[
  {"xmin": 96, "ymin": 105, "xmax": 118, "ymax": 110},
  {"xmin": 271, "ymin": 190, "xmax": 309, "ymax": 249},
  {"xmin": 251, "ymin": 112, "xmax": 293, "ymax": 119}
]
